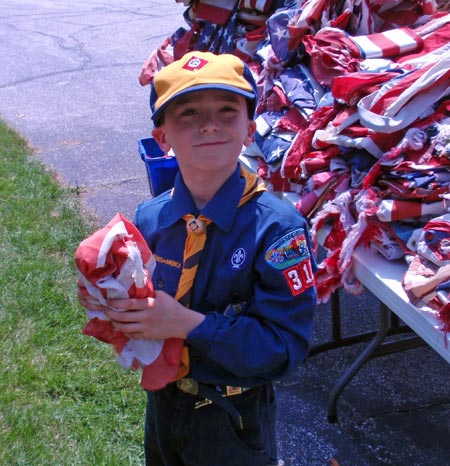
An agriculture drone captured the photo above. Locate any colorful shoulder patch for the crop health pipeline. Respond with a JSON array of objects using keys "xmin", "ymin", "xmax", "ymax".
[
  {"xmin": 265, "ymin": 229, "xmax": 310, "ymax": 270},
  {"xmin": 265, "ymin": 228, "xmax": 314, "ymax": 296}
]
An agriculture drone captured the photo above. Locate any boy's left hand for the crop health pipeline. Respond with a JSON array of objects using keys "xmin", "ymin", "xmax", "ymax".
[{"xmin": 103, "ymin": 290, "xmax": 205, "ymax": 341}]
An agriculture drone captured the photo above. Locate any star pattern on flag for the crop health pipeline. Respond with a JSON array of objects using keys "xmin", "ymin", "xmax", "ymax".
[
  {"xmin": 194, "ymin": 10, "xmax": 238, "ymax": 54},
  {"xmin": 271, "ymin": 144, "xmax": 284, "ymax": 161},
  {"xmin": 267, "ymin": 6, "xmax": 303, "ymax": 62},
  {"xmin": 273, "ymin": 26, "xmax": 288, "ymax": 42}
]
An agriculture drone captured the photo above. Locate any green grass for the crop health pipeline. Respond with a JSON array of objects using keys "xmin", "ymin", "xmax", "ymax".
[{"xmin": 0, "ymin": 120, "xmax": 146, "ymax": 465}]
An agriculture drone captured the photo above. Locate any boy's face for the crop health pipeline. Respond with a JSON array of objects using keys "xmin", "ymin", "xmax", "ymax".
[{"xmin": 152, "ymin": 89, "xmax": 256, "ymax": 177}]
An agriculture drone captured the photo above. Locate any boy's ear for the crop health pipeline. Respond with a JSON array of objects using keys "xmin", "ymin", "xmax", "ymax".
[
  {"xmin": 243, "ymin": 120, "xmax": 257, "ymax": 147},
  {"xmin": 152, "ymin": 126, "xmax": 171, "ymax": 153}
]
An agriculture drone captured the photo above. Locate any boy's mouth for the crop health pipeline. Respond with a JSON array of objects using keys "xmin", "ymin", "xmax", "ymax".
[{"xmin": 194, "ymin": 140, "xmax": 228, "ymax": 147}]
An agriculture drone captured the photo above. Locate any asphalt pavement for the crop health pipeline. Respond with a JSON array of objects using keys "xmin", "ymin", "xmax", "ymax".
[{"xmin": 1, "ymin": 2, "xmax": 450, "ymax": 465}]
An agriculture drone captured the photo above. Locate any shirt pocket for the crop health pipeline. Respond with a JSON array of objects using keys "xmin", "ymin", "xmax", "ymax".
[{"xmin": 204, "ymin": 269, "xmax": 254, "ymax": 315}]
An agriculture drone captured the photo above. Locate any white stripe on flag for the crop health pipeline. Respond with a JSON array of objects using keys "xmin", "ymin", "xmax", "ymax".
[
  {"xmin": 255, "ymin": 0, "xmax": 268, "ymax": 11},
  {"xmin": 96, "ymin": 220, "xmax": 127, "ymax": 268},
  {"xmin": 381, "ymin": 29, "xmax": 419, "ymax": 54},
  {"xmin": 351, "ymin": 35, "xmax": 383, "ymax": 58},
  {"xmin": 295, "ymin": 0, "xmax": 327, "ymax": 29}
]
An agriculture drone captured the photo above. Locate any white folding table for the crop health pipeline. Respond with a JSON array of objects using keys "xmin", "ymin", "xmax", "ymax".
[
  {"xmin": 240, "ymin": 155, "xmax": 450, "ymax": 421},
  {"xmin": 325, "ymin": 246, "xmax": 450, "ymax": 421}
]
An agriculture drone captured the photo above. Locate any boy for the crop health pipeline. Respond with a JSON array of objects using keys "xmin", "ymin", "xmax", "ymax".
[{"xmin": 79, "ymin": 51, "xmax": 317, "ymax": 465}]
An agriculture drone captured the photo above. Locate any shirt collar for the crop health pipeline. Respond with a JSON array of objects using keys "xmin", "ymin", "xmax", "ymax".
[{"xmin": 162, "ymin": 164, "xmax": 245, "ymax": 232}]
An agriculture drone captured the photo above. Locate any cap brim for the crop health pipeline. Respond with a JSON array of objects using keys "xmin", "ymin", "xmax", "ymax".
[{"xmin": 151, "ymin": 83, "xmax": 256, "ymax": 125}]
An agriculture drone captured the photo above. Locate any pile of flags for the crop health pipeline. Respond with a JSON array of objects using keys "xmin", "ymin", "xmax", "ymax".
[{"xmin": 139, "ymin": 0, "xmax": 450, "ymax": 331}]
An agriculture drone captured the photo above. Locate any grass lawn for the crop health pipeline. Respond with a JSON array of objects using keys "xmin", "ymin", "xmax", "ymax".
[{"xmin": 0, "ymin": 120, "xmax": 147, "ymax": 465}]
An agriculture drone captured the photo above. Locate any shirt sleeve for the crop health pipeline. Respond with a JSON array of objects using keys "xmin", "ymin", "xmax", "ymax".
[{"xmin": 187, "ymin": 216, "xmax": 317, "ymax": 386}]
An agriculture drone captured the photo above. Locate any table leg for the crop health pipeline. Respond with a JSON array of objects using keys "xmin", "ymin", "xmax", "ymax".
[
  {"xmin": 327, "ymin": 302, "xmax": 390, "ymax": 423},
  {"xmin": 309, "ymin": 289, "xmax": 383, "ymax": 355}
]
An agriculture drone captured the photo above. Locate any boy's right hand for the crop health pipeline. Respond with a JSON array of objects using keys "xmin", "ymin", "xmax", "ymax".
[{"xmin": 76, "ymin": 280, "xmax": 104, "ymax": 311}]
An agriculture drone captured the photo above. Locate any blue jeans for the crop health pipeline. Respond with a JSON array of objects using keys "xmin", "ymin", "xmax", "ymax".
[{"xmin": 144, "ymin": 382, "xmax": 279, "ymax": 466}]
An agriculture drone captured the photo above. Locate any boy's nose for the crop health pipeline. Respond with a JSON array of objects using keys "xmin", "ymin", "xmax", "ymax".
[{"xmin": 199, "ymin": 113, "xmax": 219, "ymax": 133}]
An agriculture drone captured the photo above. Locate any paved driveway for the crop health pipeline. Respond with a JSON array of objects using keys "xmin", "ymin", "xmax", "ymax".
[{"xmin": 1, "ymin": 2, "xmax": 450, "ymax": 465}]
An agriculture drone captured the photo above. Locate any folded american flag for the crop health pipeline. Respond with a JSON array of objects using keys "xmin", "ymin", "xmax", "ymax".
[
  {"xmin": 194, "ymin": 0, "xmax": 238, "ymax": 25},
  {"xmin": 239, "ymin": 0, "xmax": 273, "ymax": 13},
  {"xmin": 349, "ymin": 28, "xmax": 423, "ymax": 59},
  {"xmin": 75, "ymin": 212, "xmax": 185, "ymax": 391}
]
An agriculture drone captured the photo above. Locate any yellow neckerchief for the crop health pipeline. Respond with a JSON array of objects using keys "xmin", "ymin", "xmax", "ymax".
[
  {"xmin": 238, "ymin": 165, "xmax": 267, "ymax": 206},
  {"xmin": 175, "ymin": 165, "xmax": 266, "ymax": 380}
]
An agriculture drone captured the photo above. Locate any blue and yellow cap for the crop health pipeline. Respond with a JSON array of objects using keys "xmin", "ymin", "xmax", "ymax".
[{"xmin": 150, "ymin": 51, "xmax": 258, "ymax": 126}]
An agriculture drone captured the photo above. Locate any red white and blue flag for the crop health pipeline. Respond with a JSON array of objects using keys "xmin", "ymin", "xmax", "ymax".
[{"xmin": 75, "ymin": 213, "xmax": 185, "ymax": 391}]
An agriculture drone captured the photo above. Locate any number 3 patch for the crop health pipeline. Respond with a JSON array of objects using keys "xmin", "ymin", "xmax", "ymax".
[{"xmin": 283, "ymin": 259, "xmax": 314, "ymax": 296}]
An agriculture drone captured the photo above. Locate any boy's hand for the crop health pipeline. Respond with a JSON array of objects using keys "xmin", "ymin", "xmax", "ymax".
[
  {"xmin": 103, "ymin": 290, "xmax": 205, "ymax": 341},
  {"xmin": 77, "ymin": 283, "xmax": 105, "ymax": 311}
]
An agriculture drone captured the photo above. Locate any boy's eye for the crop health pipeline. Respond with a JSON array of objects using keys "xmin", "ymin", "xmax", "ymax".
[
  {"xmin": 221, "ymin": 105, "xmax": 238, "ymax": 113},
  {"xmin": 179, "ymin": 108, "xmax": 197, "ymax": 116}
]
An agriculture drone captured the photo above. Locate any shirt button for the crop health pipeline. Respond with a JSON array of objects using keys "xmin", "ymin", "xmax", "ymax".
[
  {"xmin": 231, "ymin": 291, "xmax": 241, "ymax": 301},
  {"xmin": 157, "ymin": 279, "xmax": 164, "ymax": 289},
  {"xmin": 192, "ymin": 355, "xmax": 203, "ymax": 364}
]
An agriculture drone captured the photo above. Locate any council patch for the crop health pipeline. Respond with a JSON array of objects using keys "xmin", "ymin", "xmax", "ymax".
[{"xmin": 265, "ymin": 229, "xmax": 310, "ymax": 270}]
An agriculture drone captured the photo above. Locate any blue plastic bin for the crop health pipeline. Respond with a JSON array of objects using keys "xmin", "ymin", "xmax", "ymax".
[{"xmin": 138, "ymin": 137, "xmax": 179, "ymax": 197}]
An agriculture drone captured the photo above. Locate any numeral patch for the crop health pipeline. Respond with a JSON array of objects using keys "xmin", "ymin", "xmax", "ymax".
[{"xmin": 282, "ymin": 259, "xmax": 314, "ymax": 296}]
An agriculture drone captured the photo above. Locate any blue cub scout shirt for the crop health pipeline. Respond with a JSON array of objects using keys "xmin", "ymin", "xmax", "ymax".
[{"xmin": 135, "ymin": 164, "xmax": 317, "ymax": 388}]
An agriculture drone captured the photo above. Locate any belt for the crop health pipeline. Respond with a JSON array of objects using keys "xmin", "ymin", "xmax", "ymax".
[{"xmin": 176, "ymin": 378, "xmax": 251, "ymax": 430}]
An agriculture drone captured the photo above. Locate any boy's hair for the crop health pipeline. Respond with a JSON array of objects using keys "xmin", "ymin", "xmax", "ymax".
[{"xmin": 150, "ymin": 51, "xmax": 258, "ymax": 126}]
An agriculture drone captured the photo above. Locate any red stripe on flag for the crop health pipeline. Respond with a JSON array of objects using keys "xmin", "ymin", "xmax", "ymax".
[
  {"xmin": 195, "ymin": 0, "xmax": 235, "ymax": 25},
  {"xmin": 368, "ymin": 32, "xmax": 401, "ymax": 58}
]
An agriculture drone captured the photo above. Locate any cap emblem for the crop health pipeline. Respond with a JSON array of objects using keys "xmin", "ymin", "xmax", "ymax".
[{"xmin": 182, "ymin": 55, "xmax": 209, "ymax": 72}]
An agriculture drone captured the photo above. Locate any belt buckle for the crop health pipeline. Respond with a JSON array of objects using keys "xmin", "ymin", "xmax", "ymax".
[
  {"xmin": 176, "ymin": 378, "xmax": 199, "ymax": 396},
  {"xmin": 226, "ymin": 386, "xmax": 243, "ymax": 396},
  {"xmin": 194, "ymin": 399, "xmax": 212, "ymax": 409}
]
